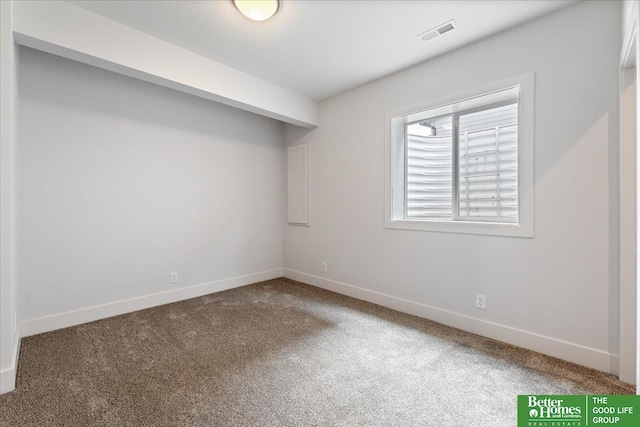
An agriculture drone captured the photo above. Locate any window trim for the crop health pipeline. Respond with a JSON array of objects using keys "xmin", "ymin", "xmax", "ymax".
[{"xmin": 384, "ymin": 72, "xmax": 534, "ymax": 238}]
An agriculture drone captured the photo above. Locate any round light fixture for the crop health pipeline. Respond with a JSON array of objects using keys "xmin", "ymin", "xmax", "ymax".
[{"xmin": 233, "ymin": 0, "xmax": 280, "ymax": 22}]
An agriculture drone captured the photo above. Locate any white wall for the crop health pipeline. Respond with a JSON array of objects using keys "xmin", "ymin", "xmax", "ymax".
[
  {"xmin": 620, "ymin": 0, "xmax": 639, "ymax": 388},
  {"xmin": 284, "ymin": 1, "xmax": 622, "ymax": 373},
  {"xmin": 17, "ymin": 47, "xmax": 284, "ymax": 330},
  {"xmin": 0, "ymin": 0, "xmax": 19, "ymax": 394}
]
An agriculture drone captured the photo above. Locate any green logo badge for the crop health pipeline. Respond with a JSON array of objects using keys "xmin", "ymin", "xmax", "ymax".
[{"xmin": 518, "ymin": 395, "xmax": 640, "ymax": 426}]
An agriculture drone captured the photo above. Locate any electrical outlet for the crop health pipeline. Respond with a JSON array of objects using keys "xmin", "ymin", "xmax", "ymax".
[
  {"xmin": 476, "ymin": 294, "xmax": 486, "ymax": 310},
  {"xmin": 322, "ymin": 262, "xmax": 328, "ymax": 273},
  {"xmin": 170, "ymin": 272, "xmax": 178, "ymax": 284}
]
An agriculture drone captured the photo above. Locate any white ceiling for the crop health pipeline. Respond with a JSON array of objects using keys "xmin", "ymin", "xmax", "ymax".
[{"xmin": 69, "ymin": 0, "xmax": 574, "ymax": 102}]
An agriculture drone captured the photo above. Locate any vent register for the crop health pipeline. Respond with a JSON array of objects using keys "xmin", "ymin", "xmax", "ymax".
[{"xmin": 418, "ymin": 20, "xmax": 458, "ymax": 42}]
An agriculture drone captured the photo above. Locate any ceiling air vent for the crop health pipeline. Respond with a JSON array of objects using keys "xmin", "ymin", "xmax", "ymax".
[{"xmin": 418, "ymin": 20, "xmax": 458, "ymax": 43}]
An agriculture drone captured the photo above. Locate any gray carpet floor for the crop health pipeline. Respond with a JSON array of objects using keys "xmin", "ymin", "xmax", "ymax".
[{"xmin": 0, "ymin": 278, "xmax": 633, "ymax": 426}]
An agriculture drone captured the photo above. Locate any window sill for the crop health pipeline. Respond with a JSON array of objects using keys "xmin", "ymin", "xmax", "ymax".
[{"xmin": 384, "ymin": 218, "xmax": 533, "ymax": 238}]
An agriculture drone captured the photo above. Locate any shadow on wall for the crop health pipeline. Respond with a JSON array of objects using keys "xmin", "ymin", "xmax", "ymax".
[{"xmin": 17, "ymin": 46, "xmax": 283, "ymax": 146}]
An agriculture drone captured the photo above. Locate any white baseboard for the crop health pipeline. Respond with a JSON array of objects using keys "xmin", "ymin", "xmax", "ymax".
[
  {"xmin": 0, "ymin": 328, "xmax": 21, "ymax": 394},
  {"xmin": 284, "ymin": 268, "xmax": 619, "ymax": 375},
  {"xmin": 21, "ymin": 268, "xmax": 284, "ymax": 338}
]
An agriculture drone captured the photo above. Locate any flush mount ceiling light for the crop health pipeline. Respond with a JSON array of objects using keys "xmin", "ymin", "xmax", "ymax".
[{"xmin": 233, "ymin": 0, "xmax": 280, "ymax": 22}]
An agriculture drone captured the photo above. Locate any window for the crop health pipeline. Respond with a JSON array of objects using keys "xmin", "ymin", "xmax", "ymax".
[
  {"xmin": 406, "ymin": 96, "xmax": 518, "ymax": 222},
  {"xmin": 385, "ymin": 73, "xmax": 534, "ymax": 237}
]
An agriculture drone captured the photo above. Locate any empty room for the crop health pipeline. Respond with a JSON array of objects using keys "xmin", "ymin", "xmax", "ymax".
[{"xmin": 1, "ymin": 0, "xmax": 639, "ymax": 425}]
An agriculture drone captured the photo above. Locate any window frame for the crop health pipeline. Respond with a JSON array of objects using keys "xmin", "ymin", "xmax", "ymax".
[{"xmin": 384, "ymin": 73, "xmax": 534, "ymax": 238}]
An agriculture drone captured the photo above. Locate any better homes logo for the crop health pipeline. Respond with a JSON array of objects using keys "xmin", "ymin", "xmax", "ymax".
[{"xmin": 518, "ymin": 395, "xmax": 585, "ymax": 426}]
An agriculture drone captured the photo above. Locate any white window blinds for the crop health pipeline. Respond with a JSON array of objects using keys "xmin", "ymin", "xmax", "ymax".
[{"xmin": 458, "ymin": 103, "xmax": 518, "ymax": 222}]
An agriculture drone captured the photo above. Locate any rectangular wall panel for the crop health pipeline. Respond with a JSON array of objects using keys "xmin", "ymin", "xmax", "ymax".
[{"xmin": 287, "ymin": 142, "xmax": 309, "ymax": 225}]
